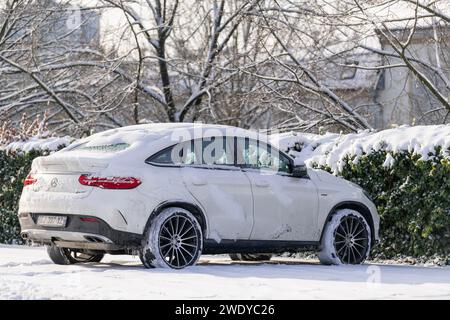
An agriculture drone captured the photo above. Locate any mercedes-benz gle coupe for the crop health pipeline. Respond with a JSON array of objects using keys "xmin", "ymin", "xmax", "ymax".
[{"xmin": 19, "ymin": 123, "xmax": 379, "ymax": 269}]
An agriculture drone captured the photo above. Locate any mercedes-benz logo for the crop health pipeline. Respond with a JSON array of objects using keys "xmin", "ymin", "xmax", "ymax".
[{"xmin": 50, "ymin": 178, "xmax": 58, "ymax": 188}]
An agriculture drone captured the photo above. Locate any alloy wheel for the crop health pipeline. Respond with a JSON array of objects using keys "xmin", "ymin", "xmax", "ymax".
[
  {"xmin": 158, "ymin": 214, "xmax": 200, "ymax": 269},
  {"xmin": 333, "ymin": 215, "xmax": 370, "ymax": 264}
]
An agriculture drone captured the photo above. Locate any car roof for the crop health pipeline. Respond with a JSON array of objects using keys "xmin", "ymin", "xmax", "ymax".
[
  {"xmin": 111, "ymin": 122, "xmax": 243, "ymax": 134},
  {"xmin": 96, "ymin": 123, "xmax": 264, "ymax": 141},
  {"xmin": 59, "ymin": 123, "xmax": 287, "ymax": 165},
  {"xmin": 65, "ymin": 123, "xmax": 271, "ymax": 153}
]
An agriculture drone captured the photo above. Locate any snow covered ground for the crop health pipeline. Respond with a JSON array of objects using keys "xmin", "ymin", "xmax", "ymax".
[{"xmin": 1, "ymin": 245, "xmax": 449, "ymax": 300}]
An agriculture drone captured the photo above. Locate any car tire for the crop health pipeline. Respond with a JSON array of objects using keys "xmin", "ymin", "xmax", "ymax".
[
  {"xmin": 47, "ymin": 245, "xmax": 104, "ymax": 265},
  {"xmin": 229, "ymin": 253, "xmax": 272, "ymax": 261},
  {"xmin": 140, "ymin": 207, "xmax": 203, "ymax": 269},
  {"xmin": 318, "ymin": 209, "xmax": 371, "ymax": 265}
]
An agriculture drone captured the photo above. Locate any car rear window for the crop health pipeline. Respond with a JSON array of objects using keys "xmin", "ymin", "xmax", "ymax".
[{"xmin": 70, "ymin": 142, "xmax": 130, "ymax": 152}]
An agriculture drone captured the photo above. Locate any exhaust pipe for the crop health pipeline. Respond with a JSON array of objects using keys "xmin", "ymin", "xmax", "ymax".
[{"xmin": 21, "ymin": 232, "xmax": 28, "ymax": 240}]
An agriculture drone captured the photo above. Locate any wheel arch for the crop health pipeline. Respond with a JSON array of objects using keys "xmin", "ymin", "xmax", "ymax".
[
  {"xmin": 145, "ymin": 200, "xmax": 208, "ymax": 237},
  {"xmin": 319, "ymin": 201, "xmax": 375, "ymax": 244}
]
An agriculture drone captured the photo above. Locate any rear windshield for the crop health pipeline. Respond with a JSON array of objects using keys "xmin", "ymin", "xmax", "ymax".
[{"xmin": 69, "ymin": 142, "xmax": 130, "ymax": 153}]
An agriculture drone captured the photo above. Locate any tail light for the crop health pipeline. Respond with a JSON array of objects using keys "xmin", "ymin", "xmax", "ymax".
[
  {"xmin": 24, "ymin": 174, "xmax": 37, "ymax": 186},
  {"xmin": 78, "ymin": 175, "xmax": 141, "ymax": 189}
]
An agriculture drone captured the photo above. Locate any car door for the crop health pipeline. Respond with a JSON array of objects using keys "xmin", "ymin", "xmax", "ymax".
[
  {"xmin": 179, "ymin": 137, "xmax": 254, "ymax": 241},
  {"xmin": 238, "ymin": 138, "xmax": 319, "ymax": 241}
]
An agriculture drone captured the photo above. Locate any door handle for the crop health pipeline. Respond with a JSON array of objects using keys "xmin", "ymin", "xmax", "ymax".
[{"xmin": 255, "ymin": 180, "xmax": 269, "ymax": 187}]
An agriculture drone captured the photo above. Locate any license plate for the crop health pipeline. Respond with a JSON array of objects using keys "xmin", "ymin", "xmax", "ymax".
[{"xmin": 37, "ymin": 215, "xmax": 67, "ymax": 227}]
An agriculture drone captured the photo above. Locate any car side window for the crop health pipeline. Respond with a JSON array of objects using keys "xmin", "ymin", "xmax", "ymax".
[
  {"xmin": 201, "ymin": 136, "xmax": 234, "ymax": 166},
  {"xmin": 149, "ymin": 141, "xmax": 197, "ymax": 165},
  {"xmin": 148, "ymin": 137, "xmax": 234, "ymax": 166},
  {"xmin": 147, "ymin": 145, "xmax": 177, "ymax": 164},
  {"xmin": 237, "ymin": 138, "xmax": 291, "ymax": 173}
]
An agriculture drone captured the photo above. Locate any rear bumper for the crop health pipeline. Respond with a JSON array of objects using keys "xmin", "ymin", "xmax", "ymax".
[{"xmin": 19, "ymin": 213, "xmax": 143, "ymax": 250}]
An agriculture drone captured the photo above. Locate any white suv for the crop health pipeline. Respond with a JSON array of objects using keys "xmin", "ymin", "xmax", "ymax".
[{"xmin": 18, "ymin": 123, "xmax": 379, "ymax": 268}]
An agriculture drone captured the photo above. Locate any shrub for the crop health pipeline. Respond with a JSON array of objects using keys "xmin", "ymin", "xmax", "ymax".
[
  {"xmin": 0, "ymin": 149, "xmax": 46, "ymax": 244},
  {"xmin": 328, "ymin": 147, "xmax": 450, "ymax": 258},
  {"xmin": 0, "ymin": 114, "xmax": 71, "ymax": 243}
]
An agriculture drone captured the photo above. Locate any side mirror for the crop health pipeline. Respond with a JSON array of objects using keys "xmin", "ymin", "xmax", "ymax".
[{"xmin": 291, "ymin": 164, "xmax": 308, "ymax": 178}]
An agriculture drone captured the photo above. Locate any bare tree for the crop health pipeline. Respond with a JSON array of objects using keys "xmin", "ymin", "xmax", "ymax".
[
  {"xmin": 0, "ymin": 0, "xmax": 135, "ymax": 135},
  {"xmin": 233, "ymin": 0, "xmax": 449, "ymax": 131},
  {"xmin": 100, "ymin": 0, "xmax": 267, "ymax": 123},
  {"xmin": 1, "ymin": 0, "xmax": 448, "ymax": 136},
  {"xmin": 353, "ymin": 0, "xmax": 450, "ymax": 123}
]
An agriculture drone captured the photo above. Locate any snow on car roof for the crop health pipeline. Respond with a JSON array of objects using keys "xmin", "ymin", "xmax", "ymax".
[
  {"xmin": 64, "ymin": 123, "xmax": 267, "ymax": 155},
  {"xmin": 77, "ymin": 123, "xmax": 261, "ymax": 142}
]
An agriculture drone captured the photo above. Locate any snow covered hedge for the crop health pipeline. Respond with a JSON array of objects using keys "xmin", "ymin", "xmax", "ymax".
[
  {"xmin": 275, "ymin": 125, "xmax": 450, "ymax": 259},
  {"xmin": 0, "ymin": 137, "xmax": 72, "ymax": 244}
]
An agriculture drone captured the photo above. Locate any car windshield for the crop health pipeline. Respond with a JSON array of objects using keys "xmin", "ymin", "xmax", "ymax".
[{"xmin": 69, "ymin": 142, "xmax": 130, "ymax": 153}]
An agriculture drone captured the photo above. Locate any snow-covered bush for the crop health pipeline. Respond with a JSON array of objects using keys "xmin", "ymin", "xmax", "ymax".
[
  {"xmin": 0, "ymin": 117, "xmax": 73, "ymax": 243},
  {"xmin": 0, "ymin": 144, "xmax": 70, "ymax": 244},
  {"xmin": 0, "ymin": 150, "xmax": 43, "ymax": 244},
  {"xmin": 274, "ymin": 125, "xmax": 450, "ymax": 260}
]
